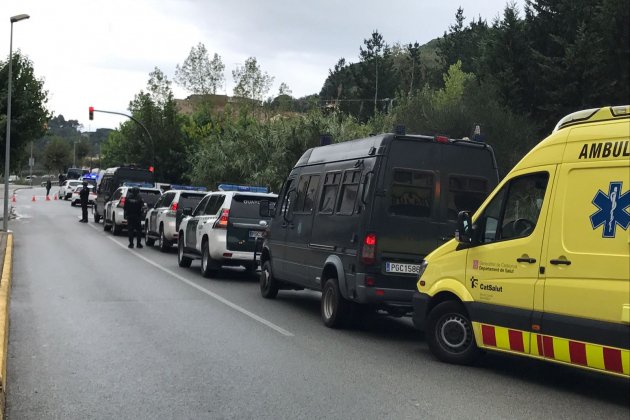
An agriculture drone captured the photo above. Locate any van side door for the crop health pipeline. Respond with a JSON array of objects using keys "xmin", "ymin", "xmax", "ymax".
[
  {"xmin": 541, "ymin": 148, "xmax": 629, "ymax": 374},
  {"xmin": 269, "ymin": 177, "xmax": 296, "ymax": 281},
  {"xmin": 465, "ymin": 168, "xmax": 555, "ymax": 356}
]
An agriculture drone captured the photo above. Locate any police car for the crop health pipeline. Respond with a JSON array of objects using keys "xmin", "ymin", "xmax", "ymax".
[
  {"xmin": 70, "ymin": 184, "xmax": 96, "ymax": 206},
  {"xmin": 177, "ymin": 185, "xmax": 277, "ymax": 277},
  {"xmin": 144, "ymin": 186, "xmax": 207, "ymax": 252},
  {"xmin": 58, "ymin": 180, "xmax": 83, "ymax": 200},
  {"xmin": 103, "ymin": 184, "xmax": 162, "ymax": 235}
]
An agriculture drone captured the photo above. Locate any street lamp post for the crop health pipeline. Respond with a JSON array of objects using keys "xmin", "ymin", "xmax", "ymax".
[{"xmin": 3, "ymin": 13, "xmax": 30, "ymax": 232}]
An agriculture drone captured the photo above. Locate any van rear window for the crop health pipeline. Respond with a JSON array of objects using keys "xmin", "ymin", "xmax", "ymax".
[
  {"xmin": 232, "ymin": 195, "xmax": 277, "ymax": 219},
  {"xmin": 447, "ymin": 176, "xmax": 489, "ymax": 220},
  {"xmin": 389, "ymin": 169, "xmax": 433, "ymax": 217}
]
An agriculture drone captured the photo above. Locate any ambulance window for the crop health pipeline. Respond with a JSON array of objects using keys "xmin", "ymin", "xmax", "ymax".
[
  {"xmin": 479, "ymin": 189, "xmax": 505, "ymax": 243},
  {"xmin": 389, "ymin": 169, "xmax": 433, "ymax": 217},
  {"xmin": 500, "ymin": 173, "xmax": 548, "ymax": 240},
  {"xmin": 448, "ymin": 176, "xmax": 488, "ymax": 220}
]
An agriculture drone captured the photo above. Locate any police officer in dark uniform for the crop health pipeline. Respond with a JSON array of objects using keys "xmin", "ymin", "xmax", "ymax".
[
  {"xmin": 79, "ymin": 181, "xmax": 89, "ymax": 223},
  {"xmin": 124, "ymin": 187, "xmax": 144, "ymax": 249}
]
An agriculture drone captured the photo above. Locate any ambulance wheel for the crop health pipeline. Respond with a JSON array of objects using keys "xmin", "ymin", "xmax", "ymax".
[
  {"xmin": 426, "ymin": 300, "xmax": 480, "ymax": 365},
  {"xmin": 177, "ymin": 238, "xmax": 192, "ymax": 268},
  {"xmin": 260, "ymin": 261, "xmax": 279, "ymax": 299},
  {"xmin": 321, "ymin": 277, "xmax": 352, "ymax": 329}
]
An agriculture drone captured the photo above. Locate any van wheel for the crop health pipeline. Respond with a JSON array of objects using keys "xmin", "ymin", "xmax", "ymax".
[
  {"xmin": 260, "ymin": 261, "xmax": 279, "ymax": 299},
  {"xmin": 158, "ymin": 226, "xmax": 171, "ymax": 252},
  {"xmin": 321, "ymin": 278, "xmax": 352, "ymax": 328},
  {"xmin": 177, "ymin": 238, "xmax": 192, "ymax": 268},
  {"xmin": 201, "ymin": 240, "xmax": 218, "ymax": 278},
  {"xmin": 145, "ymin": 224, "xmax": 155, "ymax": 247},
  {"xmin": 426, "ymin": 300, "xmax": 480, "ymax": 365}
]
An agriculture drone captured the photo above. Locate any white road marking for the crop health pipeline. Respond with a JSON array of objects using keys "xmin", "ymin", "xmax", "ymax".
[{"xmin": 87, "ymin": 223, "xmax": 294, "ymax": 337}]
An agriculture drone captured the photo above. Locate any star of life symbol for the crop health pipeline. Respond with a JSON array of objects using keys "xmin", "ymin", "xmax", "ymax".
[{"xmin": 590, "ymin": 181, "xmax": 630, "ymax": 238}]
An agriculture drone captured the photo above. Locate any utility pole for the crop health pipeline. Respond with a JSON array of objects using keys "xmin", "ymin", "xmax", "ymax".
[
  {"xmin": 73, "ymin": 141, "xmax": 76, "ymax": 168},
  {"xmin": 29, "ymin": 141, "xmax": 33, "ymax": 186}
]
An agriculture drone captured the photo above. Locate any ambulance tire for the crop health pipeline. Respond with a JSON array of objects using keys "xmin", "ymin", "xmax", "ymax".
[{"xmin": 427, "ymin": 300, "xmax": 480, "ymax": 365}]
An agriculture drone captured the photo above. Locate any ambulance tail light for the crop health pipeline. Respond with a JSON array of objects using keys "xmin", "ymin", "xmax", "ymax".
[
  {"xmin": 361, "ymin": 233, "xmax": 377, "ymax": 265},
  {"xmin": 118, "ymin": 197, "xmax": 126, "ymax": 208},
  {"xmin": 214, "ymin": 209, "xmax": 230, "ymax": 229}
]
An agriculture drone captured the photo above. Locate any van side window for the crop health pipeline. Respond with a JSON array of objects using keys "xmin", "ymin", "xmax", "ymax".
[
  {"xmin": 389, "ymin": 169, "xmax": 433, "ymax": 217},
  {"xmin": 336, "ymin": 170, "xmax": 361, "ymax": 215},
  {"xmin": 319, "ymin": 172, "xmax": 342, "ymax": 214},
  {"xmin": 448, "ymin": 176, "xmax": 489, "ymax": 220},
  {"xmin": 478, "ymin": 172, "xmax": 549, "ymax": 243},
  {"xmin": 295, "ymin": 175, "xmax": 320, "ymax": 214}
]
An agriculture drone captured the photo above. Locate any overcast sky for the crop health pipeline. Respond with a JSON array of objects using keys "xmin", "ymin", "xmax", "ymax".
[{"xmin": 1, "ymin": 0, "xmax": 521, "ymax": 130}]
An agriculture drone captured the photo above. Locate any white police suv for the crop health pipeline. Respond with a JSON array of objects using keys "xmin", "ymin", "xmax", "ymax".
[{"xmin": 177, "ymin": 185, "xmax": 277, "ymax": 277}]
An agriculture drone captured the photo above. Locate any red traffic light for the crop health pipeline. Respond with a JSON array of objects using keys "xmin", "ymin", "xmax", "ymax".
[
  {"xmin": 89, "ymin": 106, "xmax": 94, "ymax": 120},
  {"xmin": 148, "ymin": 166, "xmax": 154, "ymax": 172}
]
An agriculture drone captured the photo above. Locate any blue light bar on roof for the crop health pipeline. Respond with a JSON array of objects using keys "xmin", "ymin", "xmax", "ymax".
[
  {"xmin": 122, "ymin": 181, "xmax": 155, "ymax": 188},
  {"xmin": 218, "ymin": 184, "xmax": 269, "ymax": 193},
  {"xmin": 170, "ymin": 185, "xmax": 207, "ymax": 192},
  {"xmin": 82, "ymin": 173, "xmax": 98, "ymax": 180}
]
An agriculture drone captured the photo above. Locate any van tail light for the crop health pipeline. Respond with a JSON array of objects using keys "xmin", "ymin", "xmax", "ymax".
[
  {"xmin": 214, "ymin": 209, "xmax": 229, "ymax": 229},
  {"xmin": 434, "ymin": 135, "xmax": 449, "ymax": 144},
  {"xmin": 118, "ymin": 197, "xmax": 126, "ymax": 208},
  {"xmin": 361, "ymin": 233, "xmax": 377, "ymax": 265}
]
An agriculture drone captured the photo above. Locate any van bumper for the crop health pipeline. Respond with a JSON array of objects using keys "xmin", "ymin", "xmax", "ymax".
[
  {"xmin": 354, "ymin": 284, "xmax": 414, "ymax": 312},
  {"xmin": 411, "ymin": 292, "xmax": 430, "ymax": 331}
]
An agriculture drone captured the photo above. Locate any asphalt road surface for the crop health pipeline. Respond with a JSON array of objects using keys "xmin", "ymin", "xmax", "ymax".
[{"xmin": 6, "ymin": 187, "xmax": 630, "ymax": 419}]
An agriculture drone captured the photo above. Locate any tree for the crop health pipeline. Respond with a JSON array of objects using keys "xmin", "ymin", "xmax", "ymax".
[
  {"xmin": 278, "ymin": 82, "xmax": 292, "ymax": 96},
  {"xmin": 43, "ymin": 137, "xmax": 71, "ymax": 172},
  {"xmin": 175, "ymin": 43, "xmax": 225, "ymax": 95},
  {"xmin": 0, "ymin": 51, "xmax": 51, "ymax": 173},
  {"xmin": 359, "ymin": 30, "xmax": 390, "ymax": 114},
  {"xmin": 232, "ymin": 57, "xmax": 274, "ymax": 102}
]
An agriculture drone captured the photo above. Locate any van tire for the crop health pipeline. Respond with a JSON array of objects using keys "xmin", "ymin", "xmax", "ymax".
[
  {"xmin": 321, "ymin": 278, "xmax": 352, "ymax": 328},
  {"xmin": 426, "ymin": 300, "xmax": 480, "ymax": 365},
  {"xmin": 260, "ymin": 261, "xmax": 279, "ymax": 299},
  {"xmin": 177, "ymin": 238, "xmax": 192, "ymax": 268},
  {"xmin": 201, "ymin": 240, "xmax": 218, "ymax": 278}
]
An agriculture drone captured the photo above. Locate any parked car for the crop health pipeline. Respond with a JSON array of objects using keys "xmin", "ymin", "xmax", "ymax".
[
  {"xmin": 59, "ymin": 180, "xmax": 84, "ymax": 200},
  {"xmin": 70, "ymin": 185, "xmax": 96, "ymax": 206},
  {"xmin": 94, "ymin": 166, "xmax": 155, "ymax": 223},
  {"xmin": 257, "ymin": 131, "xmax": 499, "ymax": 328},
  {"xmin": 178, "ymin": 185, "xmax": 277, "ymax": 276},
  {"xmin": 102, "ymin": 185, "xmax": 162, "ymax": 235},
  {"xmin": 145, "ymin": 187, "xmax": 208, "ymax": 252}
]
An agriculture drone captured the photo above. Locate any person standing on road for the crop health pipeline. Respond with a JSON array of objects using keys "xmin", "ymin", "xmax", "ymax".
[
  {"xmin": 45, "ymin": 179, "xmax": 52, "ymax": 197},
  {"xmin": 124, "ymin": 187, "xmax": 144, "ymax": 249},
  {"xmin": 79, "ymin": 181, "xmax": 89, "ymax": 223}
]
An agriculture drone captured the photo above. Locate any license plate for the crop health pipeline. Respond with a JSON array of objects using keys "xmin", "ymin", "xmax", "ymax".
[
  {"xmin": 385, "ymin": 262, "xmax": 422, "ymax": 274},
  {"xmin": 249, "ymin": 230, "xmax": 264, "ymax": 238}
]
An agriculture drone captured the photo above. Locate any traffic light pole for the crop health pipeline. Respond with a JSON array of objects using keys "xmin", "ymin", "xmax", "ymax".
[{"xmin": 90, "ymin": 109, "xmax": 155, "ymax": 168}]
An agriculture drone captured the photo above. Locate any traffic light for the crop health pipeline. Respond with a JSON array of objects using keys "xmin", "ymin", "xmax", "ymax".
[{"xmin": 89, "ymin": 106, "xmax": 94, "ymax": 120}]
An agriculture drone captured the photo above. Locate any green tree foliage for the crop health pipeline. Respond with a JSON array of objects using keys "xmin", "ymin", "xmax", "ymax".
[
  {"xmin": 43, "ymin": 137, "xmax": 71, "ymax": 172},
  {"xmin": 175, "ymin": 43, "xmax": 225, "ymax": 95},
  {"xmin": 232, "ymin": 57, "xmax": 274, "ymax": 102},
  {"xmin": 0, "ymin": 51, "xmax": 51, "ymax": 173},
  {"xmin": 101, "ymin": 67, "xmax": 191, "ymax": 183}
]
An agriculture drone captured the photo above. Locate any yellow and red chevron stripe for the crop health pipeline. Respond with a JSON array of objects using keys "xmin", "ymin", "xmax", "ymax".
[{"xmin": 473, "ymin": 323, "xmax": 629, "ymax": 377}]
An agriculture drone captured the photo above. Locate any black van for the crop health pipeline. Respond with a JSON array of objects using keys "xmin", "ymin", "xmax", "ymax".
[
  {"xmin": 258, "ymin": 133, "xmax": 499, "ymax": 327},
  {"xmin": 94, "ymin": 166, "xmax": 154, "ymax": 223}
]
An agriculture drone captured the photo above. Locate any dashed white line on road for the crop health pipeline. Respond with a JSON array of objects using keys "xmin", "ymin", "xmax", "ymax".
[{"xmin": 87, "ymin": 223, "xmax": 294, "ymax": 337}]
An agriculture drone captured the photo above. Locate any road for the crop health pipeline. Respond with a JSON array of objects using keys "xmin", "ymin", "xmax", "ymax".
[{"xmin": 6, "ymin": 187, "xmax": 630, "ymax": 419}]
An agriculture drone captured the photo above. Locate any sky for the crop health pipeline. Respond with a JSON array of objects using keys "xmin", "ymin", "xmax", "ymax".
[{"xmin": 1, "ymin": 0, "xmax": 522, "ymax": 131}]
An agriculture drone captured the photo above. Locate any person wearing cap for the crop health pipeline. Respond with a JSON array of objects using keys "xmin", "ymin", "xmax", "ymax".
[
  {"xmin": 79, "ymin": 181, "xmax": 89, "ymax": 223},
  {"xmin": 124, "ymin": 187, "xmax": 145, "ymax": 248}
]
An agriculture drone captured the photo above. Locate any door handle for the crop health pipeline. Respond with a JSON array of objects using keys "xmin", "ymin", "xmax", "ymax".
[
  {"xmin": 517, "ymin": 257, "xmax": 536, "ymax": 264},
  {"xmin": 550, "ymin": 259, "xmax": 571, "ymax": 266}
]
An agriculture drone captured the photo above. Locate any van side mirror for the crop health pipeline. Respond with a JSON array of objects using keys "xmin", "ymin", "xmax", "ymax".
[
  {"xmin": 259, "ymin": 200, "xmax": 275, "ymax": 217},
  {"xmin": 455, "ymin": 211, "xmax": 474, "ymax": 244},
  {"xmin": 182, "ymin": 207, "xmax": 193, "ymax": 216}
]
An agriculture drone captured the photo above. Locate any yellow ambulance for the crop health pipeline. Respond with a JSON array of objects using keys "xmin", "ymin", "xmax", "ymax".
[{"xmin": 412, "ymin": 105, "xmax": 630, "ymax": 377}]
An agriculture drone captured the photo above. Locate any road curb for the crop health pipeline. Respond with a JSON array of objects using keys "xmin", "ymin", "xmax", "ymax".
[{"xmin": 0, "ymin": 233, "xmax": 13, "ymax": 420}]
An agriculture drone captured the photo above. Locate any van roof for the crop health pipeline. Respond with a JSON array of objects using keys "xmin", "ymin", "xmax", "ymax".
[{"xmin": 295, "ymin": 133, "xmax": 492, "ymax": 167}]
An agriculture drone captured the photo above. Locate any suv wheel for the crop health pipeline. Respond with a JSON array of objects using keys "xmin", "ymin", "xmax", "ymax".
[
  {"xmin": 93, "ymin": 210, "xmax": 101, "ymax": 223},
  {"xmin": 103, "ymin": 214, "xmax": 111, "ymax": 231},
  {"xmin": 112, "ymin": 215, "xmax": 122, "ymax": 235},
  {"xmin": 260, "ymin": 261, "xmax": 279, "ymax": 299},
  {"xmin": 177, "ymin": 237, "xmax": 192, "ymax": 268},
  {"xmin": 426, "ymin": 300, "xmax": 480, "ymax": 365},
  {"xmin": 201, "ymin": 240, "xmax": 218, "ymax": 278},
  {"xmin": 145, "ymin": 223, "xmax": 155, "ymax": 246},
  {"xmin": 321, "ymin": 277, "xmax": 352, "ymax": 328},
  {"xmin": 159, "ymin": 226, "xmax": 171, "ymax": 252}
]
